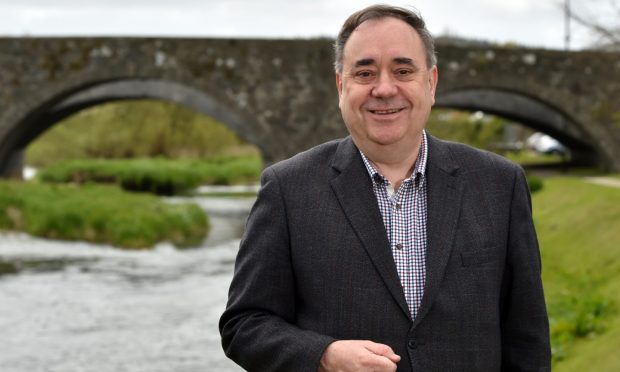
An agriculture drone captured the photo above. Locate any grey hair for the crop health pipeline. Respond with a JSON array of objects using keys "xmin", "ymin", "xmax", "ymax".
[{"xmin": 334, "ymin": 4, "xmax": 437, "ymax": 72}]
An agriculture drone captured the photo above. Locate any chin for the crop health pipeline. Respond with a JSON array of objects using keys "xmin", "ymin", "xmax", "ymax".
[
  {"xmin": 367, "ymin": 130, "xmax": 406, "ymax": 146},
  {"xmin": 368, "ymin": 135, "xmax": 403, "ymax": 147}
]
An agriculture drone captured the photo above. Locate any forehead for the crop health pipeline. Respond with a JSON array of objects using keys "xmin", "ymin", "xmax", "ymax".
[{"xmin": 343, "ymin": 17, "xmax": 424, "ymax": 65}]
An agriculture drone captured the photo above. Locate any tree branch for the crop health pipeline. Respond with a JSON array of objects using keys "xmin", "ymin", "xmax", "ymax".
[{"xmin": 567, "ymin": 6, "xmax": 620, "ymax": 45}]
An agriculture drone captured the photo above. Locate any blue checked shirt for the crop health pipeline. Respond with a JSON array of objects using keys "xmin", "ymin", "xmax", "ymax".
[{"xmin": 359, "ymin": 131, "xmax": 428, "ymax": 320}]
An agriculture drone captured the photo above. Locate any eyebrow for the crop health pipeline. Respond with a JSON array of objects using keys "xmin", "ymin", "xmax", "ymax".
[
  {"xmin": 354, "ymin": 58, "xmax": 375, "ymax": 68},
  {"xmin": 394, "ymin": 57, "xmax": 414, "ymax": 66},
  {"xmin": 353, "ymin": 57, "xmax": 416, "ymax": 68}
]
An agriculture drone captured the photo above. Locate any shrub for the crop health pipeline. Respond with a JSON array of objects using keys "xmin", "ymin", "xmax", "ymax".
[{"xmin": 527, "ymin": 175, "xmax": 544, "ymax": 193}]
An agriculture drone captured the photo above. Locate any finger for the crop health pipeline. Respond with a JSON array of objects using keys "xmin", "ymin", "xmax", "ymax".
[
  {"xmin": 363, "ymin": 342, "xmax": 401, "ymax": 363},
  {"xmin": 368, "ymin": 354, "xmax": 399, "ymax": 371}
]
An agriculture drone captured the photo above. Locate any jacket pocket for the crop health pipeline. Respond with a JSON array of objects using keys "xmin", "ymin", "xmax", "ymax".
[{"xmin": 460, "ymin": 247, "xmax": 501, "ymax": 267}]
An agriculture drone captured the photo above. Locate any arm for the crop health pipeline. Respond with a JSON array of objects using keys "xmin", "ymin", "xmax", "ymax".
[
  {"xmin": 500, "ymin": 167, "xmax": 551, "ymax": 371},
  {"xmin": 219, "ymin": 167, "xmax": 334, "ymax": 372}
]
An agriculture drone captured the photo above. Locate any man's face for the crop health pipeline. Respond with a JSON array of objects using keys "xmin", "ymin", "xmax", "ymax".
[{"xmin": 336, "ymin": 17, "xmax": 438, "ymax": 154}]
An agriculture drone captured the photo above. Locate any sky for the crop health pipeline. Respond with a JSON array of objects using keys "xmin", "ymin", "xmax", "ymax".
[{"xmin": 0, "ymin": 0, "xmax": 611, "ymax": 50}]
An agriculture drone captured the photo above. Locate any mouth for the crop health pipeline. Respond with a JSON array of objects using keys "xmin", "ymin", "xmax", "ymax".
[{"xmin": 368, "ymin": 108, "xmax": 404, "ymax": 115}]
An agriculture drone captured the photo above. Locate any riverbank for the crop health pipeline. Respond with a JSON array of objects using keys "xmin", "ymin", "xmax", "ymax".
[
  {"xmin": 1, "ymin": 154, "xmax": 262, "ymax": 249},
  {"xmin": 0, "ymin": 181, "xmax": 209, "ymax": 249},
  {"xmin": 535, "ymin": 176, "xmax": 620, "ymax": 370}
]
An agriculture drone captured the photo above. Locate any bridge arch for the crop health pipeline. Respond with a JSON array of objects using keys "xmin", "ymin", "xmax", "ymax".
[
  {"xmin": 0, "ymin": 79, "xmax": 264, "ymax": 176},
  {"xmin": 435, "ymin": 88, "xmax": 599, "ymax": 166},
  {"xmin": 2, "ymin": 38, "xmax": 620, "ymax": 173}
]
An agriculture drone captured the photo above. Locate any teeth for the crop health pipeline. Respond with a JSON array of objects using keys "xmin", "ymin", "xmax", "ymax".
[{"xmin": 372, "ymin": 108, "xmax": 401, "ymax": 114}]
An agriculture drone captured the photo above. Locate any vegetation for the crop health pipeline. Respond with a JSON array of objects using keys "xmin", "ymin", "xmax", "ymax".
[
  {"xmin": 563, "ymin": 0, "xmax": 620, "ymax": 51},
  {"xmin": 36, "ymin": 155, "xmax": 262, "ymax": 195},
  {"xmin": 534, "ymin": 177, "xmax": 620, "ymax": 370},
  {"xmin": 6, "ymin": 100, "xmax": 264, "ymax": 249},
  {"xmin": 506, "ymin": 151, "xmax": 567, "ymax": 166},
  {"xmin": 26, "ymin": 99, "xmax": 259, "ymax": 167},
  {"xmin": 426, "ymin": 109, "xmax": 507, "ymax": 150},
  {"xmin": 527, "ymin": 175, "xmax": 545, "ymax": 193},
  {"xmin": 0, "ymin": 181, "xmax": 209, "ymax": 249},
  {"xmin": 427, "ymin": 109, "xmax": 570, "ymax": 168}
]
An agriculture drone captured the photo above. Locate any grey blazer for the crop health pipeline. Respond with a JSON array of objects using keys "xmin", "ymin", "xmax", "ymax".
[{"xmin": 220, "ymin": 135, "xmax": 551, "ymax": 371}]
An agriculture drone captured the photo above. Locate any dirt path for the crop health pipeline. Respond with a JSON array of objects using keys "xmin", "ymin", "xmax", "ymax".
[{"xmin": 583, "ymin": 177, "xmax": 620, "ymax": 188}]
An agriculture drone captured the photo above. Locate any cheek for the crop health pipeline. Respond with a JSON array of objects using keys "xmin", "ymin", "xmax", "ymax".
[{"xmin": 339, "ymin": 91, "xmax": 354, "ymax": 111}]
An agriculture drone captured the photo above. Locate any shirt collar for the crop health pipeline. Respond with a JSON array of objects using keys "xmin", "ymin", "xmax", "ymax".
[{"xmin": 359, "ymin": 130, "xmax": 428, "ymax": 188}]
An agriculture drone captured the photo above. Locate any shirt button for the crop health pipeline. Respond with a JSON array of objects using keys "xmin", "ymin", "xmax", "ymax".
[
  {"xmin": 395, "ymin": 243, "xmax": 403, "ymax": 250},
  {"xmin": 395, "ymin": 203, "xmax": 401, "ymax": 210},
  {"xmin": 408, "ymin": 339, "xmax": 418, "ymax": 349}
]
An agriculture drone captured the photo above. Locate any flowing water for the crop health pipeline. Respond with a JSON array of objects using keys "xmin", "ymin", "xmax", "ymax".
[{"xmin": 0, "ymin": 195, "xmax": 255, "ymax": 372}]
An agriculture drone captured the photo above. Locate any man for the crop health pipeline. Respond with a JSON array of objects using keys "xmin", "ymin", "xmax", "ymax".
[{"xmin": 220, "ymin": 4, "xmax": 551, "ymax": 371}]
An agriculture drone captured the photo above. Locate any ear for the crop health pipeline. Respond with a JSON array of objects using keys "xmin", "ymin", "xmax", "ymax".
[{"xmin": 428, "ymin": 65, "xmax": 438, "ymax": 105}]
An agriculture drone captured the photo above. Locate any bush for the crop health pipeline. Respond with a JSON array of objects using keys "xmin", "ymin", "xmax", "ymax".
[
  {"xmin": 527, "ymin": 175, "xmax": 544, "ymax": 193},
  {"xmin": 36, "ymin": 155, "xmax": 262, "ymax": 195},
  {"xmin": 0, "ymin": 181, "xmax": 209, "ymax": 249}
]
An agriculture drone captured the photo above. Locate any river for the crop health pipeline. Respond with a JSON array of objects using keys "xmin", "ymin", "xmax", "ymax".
[{"xmin": 0, "ymin": 195, "xmax": 255, "ymax": 372}]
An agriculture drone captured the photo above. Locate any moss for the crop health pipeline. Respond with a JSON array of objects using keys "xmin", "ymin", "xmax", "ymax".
[{"xmin": 591, "ymin": 100, "xmax": 620, "ymax": 123}]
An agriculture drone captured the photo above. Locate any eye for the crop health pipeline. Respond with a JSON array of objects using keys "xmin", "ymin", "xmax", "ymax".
[
  {"xmin": 353, "ymin": 70, "xmax": 375, "ymax": 82},
  {"xmin": 395, "ymin": 68, "xmax": 415, "ymax": 80}
]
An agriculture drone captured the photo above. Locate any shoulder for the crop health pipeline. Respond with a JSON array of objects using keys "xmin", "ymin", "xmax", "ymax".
[{"xmin": 256, "ymin": 138, "xmax": 351, "ymax": 202}]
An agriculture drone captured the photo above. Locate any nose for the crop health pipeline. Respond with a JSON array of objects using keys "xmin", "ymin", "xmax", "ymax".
[{"xmin": 371, "ymin": 73, "xmax": 398, "ymax": 98}]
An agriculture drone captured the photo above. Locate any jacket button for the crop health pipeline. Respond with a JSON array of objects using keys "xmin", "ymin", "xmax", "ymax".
[{"xmin": 408, "ymin": 339, "xmax": 417, "ymax": 349}]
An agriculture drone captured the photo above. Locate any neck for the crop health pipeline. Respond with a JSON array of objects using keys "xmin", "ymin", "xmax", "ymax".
[{"xmin": 363, "ymin": 135, "xmax": 423, "ymax": 190}]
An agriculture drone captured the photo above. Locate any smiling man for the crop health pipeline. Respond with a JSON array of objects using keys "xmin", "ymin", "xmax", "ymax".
[{"xmin": 220, "ymin": 5, "xmax": 551, "ymax": 372}]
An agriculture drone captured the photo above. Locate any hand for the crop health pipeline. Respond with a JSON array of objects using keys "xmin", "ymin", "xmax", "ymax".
[{"xmin": 318, "ymin": 340, "xmax": 401, "ymax": 372}]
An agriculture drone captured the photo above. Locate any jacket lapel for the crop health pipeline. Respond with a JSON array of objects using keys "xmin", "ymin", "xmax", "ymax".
[
  {"xmin": 329, "ymin": 138, "xmax": 411, "ymax": 320},
  {"xmin": 412, "ymin": 135, "xmax": 463, "ymax": 328}
]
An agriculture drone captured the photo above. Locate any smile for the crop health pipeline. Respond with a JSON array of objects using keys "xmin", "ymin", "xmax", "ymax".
[{"xmin": 369, "ymin": 108, "xmax": 404, "ymax": 115}]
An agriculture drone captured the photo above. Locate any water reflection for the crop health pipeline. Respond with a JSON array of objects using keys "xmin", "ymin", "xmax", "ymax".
[{"xmin": 0, "ymin": 196, "xmax": 252, "ymax": 372}]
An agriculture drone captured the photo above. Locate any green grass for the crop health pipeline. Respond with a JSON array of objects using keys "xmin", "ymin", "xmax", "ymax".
[
  {"xmin": 506, "ymin": 150, "xmax": 567, "ymax": 166},
  {"xmin": 36, "ymin": 155, "xmax": 262, "ymax": 195},
  {"xmin": 533, "ymin": 176, "xmax": 620, "ymax": 370},
  {"xmin": 0, "ymin": 181, "xmax": 209, "ymax": 249}
]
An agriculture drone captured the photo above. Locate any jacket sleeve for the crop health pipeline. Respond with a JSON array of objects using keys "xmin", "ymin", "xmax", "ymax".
[
  {"xmin": 500, "ymin": 166, "xmax": 552, "ymax": 371},
  {"xmin": 219, "ymin": 166, "xmax": 335, "ymax": 372}
]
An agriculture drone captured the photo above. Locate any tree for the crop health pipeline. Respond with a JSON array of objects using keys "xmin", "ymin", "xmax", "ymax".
[{"xmin": 563, "ymin": 0, "xmax": 620, "ymax": 50}]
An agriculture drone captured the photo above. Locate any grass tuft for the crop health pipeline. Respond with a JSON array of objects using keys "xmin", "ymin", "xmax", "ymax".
[{"xmin": 0, "ymin": 181, "xmax": 209, "ymax": 249}]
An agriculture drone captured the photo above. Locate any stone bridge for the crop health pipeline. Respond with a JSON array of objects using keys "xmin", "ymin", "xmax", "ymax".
[{"xmin": 1, "ymin": 37, "xmax": 620, "ymax": 176}]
